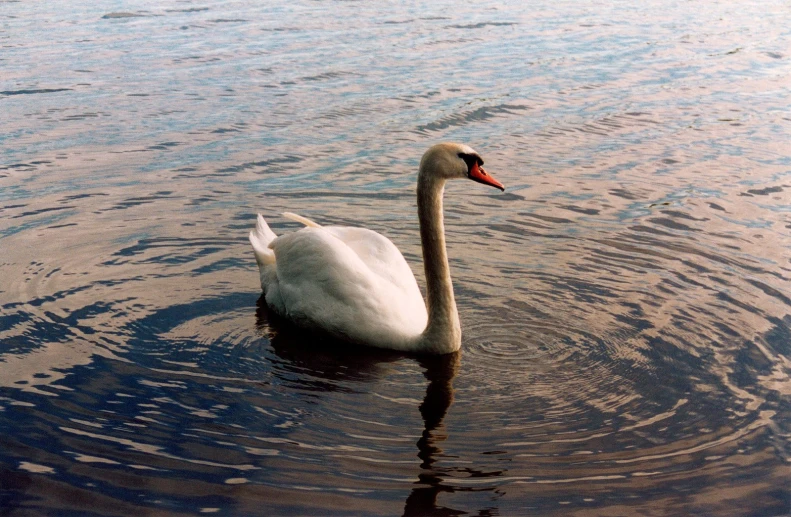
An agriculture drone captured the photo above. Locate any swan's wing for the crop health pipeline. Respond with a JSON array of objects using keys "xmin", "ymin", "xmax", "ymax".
[
  {"xmin": 282, "ymin": 212, "xmax": 321, "ymax": 228},
  {"xmin": 323, "ymin": 226, "xmax": 419, "ymax": 293},
  {"xmin": 269, "ymin": 227, "xmax": 427, "ymax": 348}
]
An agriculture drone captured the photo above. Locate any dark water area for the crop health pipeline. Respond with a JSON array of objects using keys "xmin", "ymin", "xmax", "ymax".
[{"xmin": 1, "ymin": 0, "xmax": 790, "ymax": 515}]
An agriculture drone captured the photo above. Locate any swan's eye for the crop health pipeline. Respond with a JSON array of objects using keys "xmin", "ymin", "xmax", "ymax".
[{"xmin": 458, "ymin": 152, "xmax": 484, "ymax": 173}]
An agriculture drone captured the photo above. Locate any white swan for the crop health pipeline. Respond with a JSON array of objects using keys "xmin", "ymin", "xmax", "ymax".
[{"xmin": 249, "ymin": 143, "xmax": 504, "ymax": 354}]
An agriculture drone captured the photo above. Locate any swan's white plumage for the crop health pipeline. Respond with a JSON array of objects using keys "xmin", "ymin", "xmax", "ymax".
[
  {"xmin": 250, "ymin": 215, "xmax": 428, "ymax": 350},
  {"xmin": 250, "ymin": 214, "xmax": 276, "ymax": 265}
]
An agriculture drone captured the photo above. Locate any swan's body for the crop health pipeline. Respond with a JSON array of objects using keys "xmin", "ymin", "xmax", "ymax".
[
  {"xmin": 251, "ymin": 217, "xmax": 430, "ymax": 349},
  {"xmin": 250, "ymin": 143, "xmax": 504, "ymax": 354}
]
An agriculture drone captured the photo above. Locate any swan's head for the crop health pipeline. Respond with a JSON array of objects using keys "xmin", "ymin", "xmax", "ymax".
[{"xmin": 419, "ymin": 143, "xmax": 504, "ymax": 191}]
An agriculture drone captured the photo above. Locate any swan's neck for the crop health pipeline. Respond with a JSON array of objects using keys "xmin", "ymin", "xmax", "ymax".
[{"xmin": 416, "ymin": 174, "xmax": 461, "ymax": 354}]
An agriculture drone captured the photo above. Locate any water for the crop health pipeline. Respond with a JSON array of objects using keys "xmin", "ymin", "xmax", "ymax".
[{"xmin": 2, "ymin": 0, "xmax": 790, "ymax": 514}]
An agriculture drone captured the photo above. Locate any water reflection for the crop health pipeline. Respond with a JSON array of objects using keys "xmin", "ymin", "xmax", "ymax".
[
  {"xmin": 257, "ymin": 295, "xmax": 407, "ymax": 388},
  {"xmin": 404, "ymin": 352, "xmax": 465, "ymax": 517}
]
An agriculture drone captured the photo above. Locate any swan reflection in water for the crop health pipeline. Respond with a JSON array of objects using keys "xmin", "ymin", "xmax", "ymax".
[
  {"xmin": 255, "ymin": 297, "xmax": 493, "ymax": 516},
  {"xmin": 402, "ymin": 351, "xmax": 463, "ymax": 517}
]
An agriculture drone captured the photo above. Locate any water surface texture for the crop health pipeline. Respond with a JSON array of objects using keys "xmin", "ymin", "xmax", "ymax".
[{"xmin": 2, "ymin": 0, "xmax": 790, "ymax": 515}]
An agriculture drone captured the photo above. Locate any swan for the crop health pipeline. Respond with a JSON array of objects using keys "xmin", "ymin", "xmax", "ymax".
[{"xmin": 249, "ymin": 143, "xmax": 504, "ymax": 354}]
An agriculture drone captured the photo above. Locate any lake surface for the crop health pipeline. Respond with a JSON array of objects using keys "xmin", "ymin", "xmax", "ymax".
[{"xmin": 2, "ymin": 0, "xmax": 790, "ymax": 515}]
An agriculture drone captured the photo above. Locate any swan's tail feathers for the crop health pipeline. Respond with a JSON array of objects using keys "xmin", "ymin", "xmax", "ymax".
[
  {"xmin": 282, "ymin": 212, "xmax": 321, "ymax": 228},
  {"xmin": 249, "ymin": 214, "xmax": 277, "ymax": 266}
]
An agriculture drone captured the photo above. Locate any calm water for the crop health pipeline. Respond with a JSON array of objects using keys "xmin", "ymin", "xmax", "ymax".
[{"xmin": 2, "ymin": 0, "xmax": 790, "ymax": 515}]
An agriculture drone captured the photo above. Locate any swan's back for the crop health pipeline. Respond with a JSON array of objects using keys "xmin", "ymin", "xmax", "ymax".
[{"xmin": 252, "ymin": 216, "xmax": 428, "ymax": 350}]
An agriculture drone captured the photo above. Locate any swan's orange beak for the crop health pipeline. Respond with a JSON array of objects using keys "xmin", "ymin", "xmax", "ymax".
[{"xmin": 469, "ymin": 162, "xmax": 505, "ymax": 191}]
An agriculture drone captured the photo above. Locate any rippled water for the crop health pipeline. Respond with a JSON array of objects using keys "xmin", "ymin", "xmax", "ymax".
[{"xmin": 2, "ymin": 0, "xmax": 790, "ymax": 515}]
